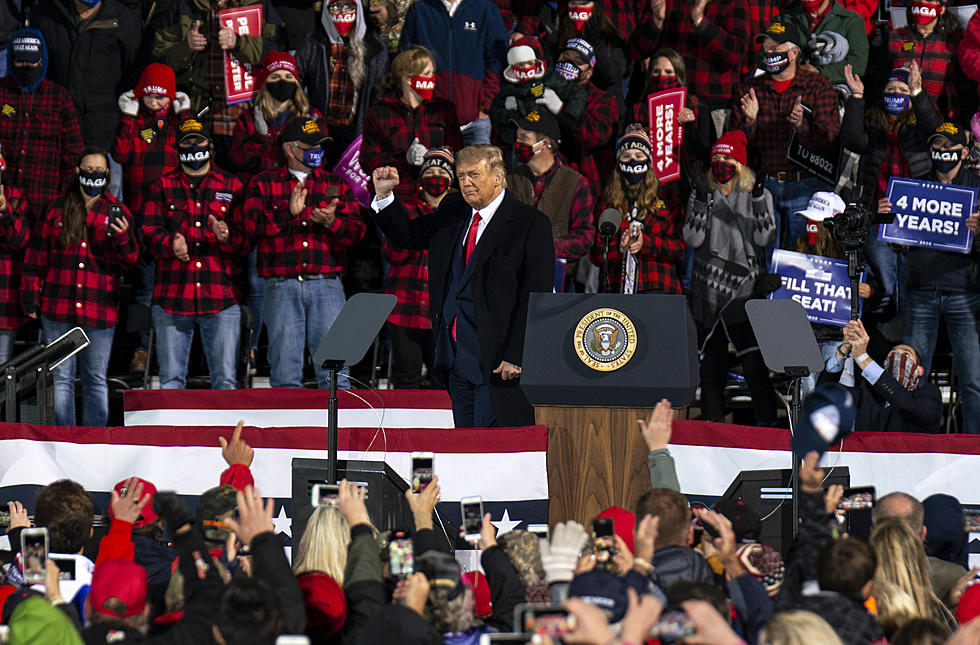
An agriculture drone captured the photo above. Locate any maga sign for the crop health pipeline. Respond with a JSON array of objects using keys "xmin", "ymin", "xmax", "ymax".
[
  {"xmin": 647, "ymin": 88, "xmax": 685, "ymax": 184},
  {"xmin": 221, "ymin": 6, "xmax": 262, "ymax": 105},
  {"xmin": 880, "ymin": 177, "xmax": 976, "ymax": 254},
  {"xmin": 768, "ymin": 250, "xmax": 864, "ymax": 328}
]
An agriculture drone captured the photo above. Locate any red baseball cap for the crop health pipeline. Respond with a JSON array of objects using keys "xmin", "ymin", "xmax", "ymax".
[
  {"xmin": 89, "ymin": 559, "xmax": 148, "ymax": 618},
  {"xmin": 108, "ymin": 478, "xmax": 158, "ymax": 527},
  {"xmin": 298, "ymin": 572, "xmax": 347, "ymax": 639}
]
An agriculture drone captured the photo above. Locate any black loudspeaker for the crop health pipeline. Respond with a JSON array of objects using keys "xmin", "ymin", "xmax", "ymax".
[
  {"xmin": 719, "ymin": 467, "xmax": 850, "ymax": 556},
  {"xmin": 521, "ymin": 293, "xmax": 699, "ymax": 407},
  {"xmin": 290, "ymin": 458, "xmax": 455, "ymax": 553}
]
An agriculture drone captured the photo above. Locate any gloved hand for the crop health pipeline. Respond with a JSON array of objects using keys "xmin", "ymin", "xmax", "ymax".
[
  {"xmin": 118, "ymin": 90, "xmax": 139, "ymax": 117},
  {"xmin": 539, "ymin": 520, "xmax": 588, "ymax": 583},
  {"xmin": 808, "ymin": 31, "xmax": 849, "ymax": 66},
  {"xmin": 753, "ymin": 272, "xmax": 783, "ymax": 297},
  {"xmin": 406, "ymin": 137, "xmax": 427, "ymax": 166},
  {"xmin": 689, "ymin": 160, "xmax": 710, "ymax": 202},
  {"xmin": 752, "ymin": 166, "xmax": 768, "ymax": 198},
  {"xmin": 536, "ymin": 87, "xmax": 565, "ymax": 115},
  {"xmin": 152, "ymin": 491, "xmax": 196, "ymax": 532},
  {"xmin": 504, "ymin": 95, "xmax": 518, "ymax": 111}
]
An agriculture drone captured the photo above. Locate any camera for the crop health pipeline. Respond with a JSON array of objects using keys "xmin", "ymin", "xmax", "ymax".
[{"xmin": 823, "ymin": 202, "xmax": 873, "ymax": 250}]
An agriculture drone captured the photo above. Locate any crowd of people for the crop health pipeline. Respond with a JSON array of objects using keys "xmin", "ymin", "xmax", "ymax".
[
  {"xmin": 0, "ymin": 0, "xmax": 978, "ymax": 430},
  {"xmin": 1, "ymin": 407, "xmax": 979, "ymax": 644}
]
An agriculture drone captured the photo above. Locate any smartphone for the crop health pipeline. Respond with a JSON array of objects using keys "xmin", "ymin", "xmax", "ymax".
[
  {"xmin": 479, "ymin": 635, "xmax": 531, "ymax": 645},
  {"xmin": 108, "ymin": 204, "xmax": 124, "ymax": 230},
  {"xmin": 310, "ymin": 482, "xmax": 369, "ymax": 506},
  {"xmin": 837, "ymin": 486, "xmax": 875, "ymax": 539},
  {"xmin": 50, "ymin": 556, "xmax": 76, "ymax": 581},
  {"xmin": 461, "ymin": 496, "xmax": 483, "ymax": 542},
  {"xmin": 964, "ymin": 511, "xmax": 980, "ymax": 532},
  {"xmin": 410, "ymin": 451, "xmax": 433, "ymax": 494},
  {"xmin": 650, "ymin": 611, "xmax": 697, "ymax": 639},
  {"xmin": 527, "ymin": 524, "xmax": 549, "ymax": 539},
  {"xmin": 592, "ymin": 517, "xmax": 616, "ymax": 572},
  {"xmin": 389, "ymin": 531, "xmax": 414, "ymax": 579},
  {"xmin": 515, "ymin": 603, "xmax": 576, "ymax": 639},
  {"xmin": 20, "ymin": 527, "xmax": 48, "ymax": 584}
]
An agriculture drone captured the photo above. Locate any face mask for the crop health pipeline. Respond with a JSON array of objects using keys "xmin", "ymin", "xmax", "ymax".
[
  {"xmin": 179, "ymin": 143, "xmax": 211, "ymax": 170},
  {"xmin": 514, "ymin": 141, "xmax": 541, "ymax": 164},
  {"xmin": 79, "ymin": 169, "xmax": 107, "ymax": 197},
  {"xmin": 302, "ymin": 146, "xmax": 324, "ymax": 168},
  {"xmin": 330, "ymin": 9, "xmax": 357, "ymax": 36},
  {"xmin": 883, "ymin": 92, "xmax": 911, "ymax": 115},
  {"xmin": 650, "ymin": 74, "xmax": 681, "ymax": 92},
  {"xmin": 77, "ymin": 0, "xmax": 99, "ymax": 7},
  {"xmin": 619, "ymin": 161, "xmax": 648, "ymax": 185},
  {"xmin": 806, "ymin": 220, "xmax": 819, "ymax": 246},
  {"xmin": 569, "ymin": 5, "xmax": 592, "ymax": 29},
  {"xmin": 421, "ymin": 175, "xmax": 450, "ymax": 197},
  {"xmin": 711, "ymin": 160, "xmax": 737, "ymax": 184},
  {"xmin": 411, "ymin": 74, "xmax": 435, "ymax": 100},
  {"xmin": 800, "ymin": 0, "xmax": 825, "ymax": 11},
  {"xmin": 763, "ymin": 51, "xmax": 791, "ymax": 75},
  {"xmin": 555, "ymin": 61, "xmax": 580, "ymax": 82},
  {"xmin": 11, "ymin": 65, "xmax": 42, "ymax": 87},
  {"xmin": 910, "ymin": 2, "xmax": 941, "ymax": 25},
  {"xmin": 884, "ymin": 352, "xmax": 920, "ymax": 391},
  {"xmin": 931, "ymin": 147, "xmax": 961, "ymax": 173},
  {"xmin": 512, "ymin": 63, "xmax": 539, "ymax": 82},
  {"xmin": 265, "ymin": 80, "xmax": 297, "ymax": 103}
]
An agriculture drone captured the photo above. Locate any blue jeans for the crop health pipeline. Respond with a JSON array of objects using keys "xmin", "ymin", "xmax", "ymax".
[
  {"xmin": 903, "ymin": 291, "xmax": 980, "ymax": 434},
  {"xmin": 132, "ymin": 257, "xmax": 155, "ymax": 350},
  {"xmin": 263, "ymin": 276, "xmax": 348, "ymax": 389},
  {"xmin": 765, "ymin": 176, "xmax": 828, "ymax": 253},
  {"xmin": 461, "ymin": 117, "xmax": 492, "ymax": 146},
  {"xmin": 246, "ymin": 248, "xmax": 264, "ymax": 350},
  {"xmin": 0, "ymin": 328, "xmax": 15, "ymax": 365},
  {"xmin": 40, "ymin": 318, "xmax": 115, "ymax": 427},
  {"xmin": 152, "ymin": 304, "xmax": 240, "ymax": 389},
  {"xmin": 865, "ymin": 230, "xmax": 907, "ymax": 314}
]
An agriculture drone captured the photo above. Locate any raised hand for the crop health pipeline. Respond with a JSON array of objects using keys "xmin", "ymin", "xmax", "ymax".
[
  {"xmin": 218, "ymin": 419, "xmax": 253, "ymax": 467},
  {"xmin": 843, "ymin": 64, "xmax": 864, "ymax": 97},
  {"xmin": 289, "ymin": 180, "xmax": 308, "ymax": 216},
  {"xmin": 218, "ymin": 26, "xmax": 238, "ymax": 51},
  {"xmin": 371, "ymin": 166, "xmax": 400, "ymax": 200},
  {"xmin": 187, "ymin": 20, "xmax": 207, "ymax": 52},
  {"xmin": 639, "ymin": 398, "xmax": 674, "ymax": 451},
  {"xmin": 740, "ymin": 88, "xmax": 759, "ymax": 123}
]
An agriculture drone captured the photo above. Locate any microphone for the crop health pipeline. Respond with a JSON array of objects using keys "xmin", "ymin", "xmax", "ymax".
[{"xmin": 598, "ymin": 208, "xmax": 621, "ymax": 243}]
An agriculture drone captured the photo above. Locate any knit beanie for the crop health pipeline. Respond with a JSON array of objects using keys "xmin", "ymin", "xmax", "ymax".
[
  {"xmin": 711, "ymin": 130, "xmax": 748, "ymax": 167},
  {"xmin": 420, "ymin": 146, "xmax": 455, "ymax": 181},
  {"xmin": 616, "ymin": 123, "xmax": 652, "ymax": 160},
  {"xmin": 260, "ymin": 50, "xmax": 298, "ymax": 86},
  {"xmin": 134, "ymin": 63, "xmax": 176, "ymax": 99},
  {"xmin": 886, "ymin": 67, "xmax": 911, "ymax": 88}
]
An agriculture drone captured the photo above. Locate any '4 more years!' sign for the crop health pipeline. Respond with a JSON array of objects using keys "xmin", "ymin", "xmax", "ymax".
[{"xmin": 881, "ymin": 177, "xmax": 976, "ymax": 254}]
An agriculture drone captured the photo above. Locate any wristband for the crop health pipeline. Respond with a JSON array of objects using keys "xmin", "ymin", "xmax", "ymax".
[
  {"xmin": 911, "ymin": 87, "xmax": 922, "ymax": 97},
  {"xmin": 855, "ymin": 352, "xmax": 870, "ymax": 364},
  {"xmin": 851, "ymin": 93, "xmax": 864, "ymax": 99}
]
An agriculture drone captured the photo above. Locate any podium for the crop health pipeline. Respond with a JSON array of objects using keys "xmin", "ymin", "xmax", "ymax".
[{"xmin": 521, "ymin": 293, "xmax": 698, "ymax": 525}]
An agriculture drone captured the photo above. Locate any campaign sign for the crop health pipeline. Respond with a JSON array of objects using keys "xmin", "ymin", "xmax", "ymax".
[
  {"xmin": 332, "ymin": 135, "xmax": 370, "ymax": 208},
  {"xmin": 647, "ymin": 88, "xmax": 686, "ymax": 184},
  {"xmin": 768, "ymin": 250, "xmax": 865, "ymax": 327},
  {"xmin": 786, "ymin": 131, "xmax": 841, "ymax": 185},
  {"xmin": 880, "ymin": 177, "xmax": 976, "ymax": 254},
  {"xmin": 221, "ymin": 6, "xmax": 262, "ymax": 105}
]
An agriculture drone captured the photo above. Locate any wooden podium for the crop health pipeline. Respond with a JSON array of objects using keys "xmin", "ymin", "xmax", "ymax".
[
  {"xmin": 521, "ymin": 293, "xmax": 699, "ymax": 527},
  {"xmin": 536, "ymin": 405, "xmax": 655, "ymax": 526}
]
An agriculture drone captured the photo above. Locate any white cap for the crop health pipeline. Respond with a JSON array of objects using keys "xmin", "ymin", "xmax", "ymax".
[
  {"xmin": 507, "ymin": 45, "xmax": 536, "ymax": 67},
  {"xmin": 795, "ymin": 191, "xmax": 846, "ymax": 222}
]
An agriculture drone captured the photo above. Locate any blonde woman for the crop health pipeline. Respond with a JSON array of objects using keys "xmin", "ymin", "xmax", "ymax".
[
  {"xmin": 293, "ymin": 504, "xmax": 351, "ymax": 582},
  {"xmin": 873, "ymin": 580, "xmax": 920, "ymax": 640},
  {"xmin": 759, "ymin": 611, "xmax": 845, "ymax": 645},
  {"xmin": 871, "ymin": 519, "xmax": 957, "ymax": 632}
]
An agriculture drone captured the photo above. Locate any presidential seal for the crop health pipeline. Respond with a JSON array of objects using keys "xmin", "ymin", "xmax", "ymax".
[{"xmin": 573, "ymin": 308, "xmax": 637, "ymax": 371}]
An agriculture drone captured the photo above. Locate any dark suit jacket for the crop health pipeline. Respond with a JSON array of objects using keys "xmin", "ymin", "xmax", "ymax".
[
  {"xmin": 819, "ymin": 365, "xmax": 943, "ymax": 433},
  {"xmin": 374, "ymin": 190, "xmax": 555, "ymax": 426}
]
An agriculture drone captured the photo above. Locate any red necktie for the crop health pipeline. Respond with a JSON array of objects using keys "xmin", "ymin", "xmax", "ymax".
[{"xmin": 452, "ymin": 212, "xmax": 482, "ymax": 341}]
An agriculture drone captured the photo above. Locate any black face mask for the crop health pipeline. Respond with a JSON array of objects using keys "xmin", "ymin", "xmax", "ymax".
[
  {"xmin": 265, "ymin": 80, "xmax": 297, "ymax": 103},
  {"xmin": 931, "ymin": 147, "xmax": 961, "ymax": 173},
  {"xmin": 762, "ymin": 51, "xmax": 791, "ymax": 75},
  {"xmin": 11, "ymin": 65, "xmax": 42, "ymax": 87},
  {"xmin": 619, "ymin": 161, "xmax": 649, "ymax": 185},
  {"xmin": 79, "ymin": 169, "xmax": 107, "ymax": 197},
  {"xmin": 179, "ymin": 143, "xmax": 211, "ymax": 170}
]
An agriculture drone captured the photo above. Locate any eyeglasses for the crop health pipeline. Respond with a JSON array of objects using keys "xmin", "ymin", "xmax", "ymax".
[{"xmin": 329, "ymin": 1, "xmax": 357, "ymax": 11}]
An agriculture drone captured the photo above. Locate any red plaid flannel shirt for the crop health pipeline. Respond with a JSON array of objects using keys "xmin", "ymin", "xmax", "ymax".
[
  {"xmin": 631, "ymin": 0, "xmax": 750, "ymax": 105},
  {"xmin": 243, "ymin": 166, "xmax": 366, "ymax": 278},
  {"xmin": 0, "ymin": 186, "xmax": 31, "ymax": 329},
  {"xmin": 746, "ymin": 0, "xmax": 782, "ymax": 74},
  {"xmin": 22, "ymin": 193, "xmax": 139, "ymax": 328},
  {"xmin": 878, "ymin": 128, "xmax": 910, "ymax": 200},
  {"xmin": 383, "ymin": 194, "xmax": 433, "ymax": 329},
  {"xmin": 589, "ymin": 189, "xmax": 686, "ymax": 294},
  {"xmin": 512, "ymin": 160, "xmax": 595, "ymax": 260},
  {"xmin": 229, "ymin": 108, "xmax": 324, "ymax": 183},
  {"xmin": 562, "ymin": 82, "xmax": 620, "ymax": 189},
  {"xmin": 112, "ymin": 111, "xmax": 182, "ymax": 216},
  {"xmin": 0, "ymin": 77, "xmax": 83, "ymax": 214},
  {"xmin": 361, "ymin": 93, "xmax": 463, "ymax": 199},
  {"xmin": 142, "ymin": 168, "xmax": 247, "ymax": 315},
  {"xmin": 728, "ymin": 68, "xmax": 841, "ymax": 174},
  {"xmin": 327, "ymin": 43, "xmax": 357, "ymax": 127},
  {"xmin": 888, "ymin": 28, "xmax": 960, "ymax": 119},
  {"xmin": 514, "ymin": 0, "xmax": 641, "ymax": 42}
]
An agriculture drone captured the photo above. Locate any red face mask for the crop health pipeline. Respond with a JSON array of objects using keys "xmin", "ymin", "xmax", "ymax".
[
  {"xmin": 710, "ymin": 160, "xmax": 737, "ymax": 184},
  {"xmin": 512, "ymin": 63, "xmax": 539, "ymax": 82},
  {"xmin": 910, "ymin": 1, "xmax": 941, "ymax": 25},
  {"xmin": 650, "ymin": 75, "xmax": 681, "ymax": 92},
  {"xmin": 514, "ymin": 141, "xmax": 538, "ymax": 164},
  {"xmin": 421, "ymin": 175, "xmax": 450, "ymax": 197},
  {"xmin": 411, "ymin": 74, "xmax": 435, "ymax": 100},
  {"xmin": 800, "ymin": 0, "xmax": 825, "ymax": 11},
  {"xmin": 568, "ymin": 5, "xmax": 592, "ymax": 30},
  {"xmin": 330, "ymin": 10, "xmax": 357, "ymax": 36},
  {"xmin": 806, "ymin": 220, "xmax": 820, "ymax": 246}
]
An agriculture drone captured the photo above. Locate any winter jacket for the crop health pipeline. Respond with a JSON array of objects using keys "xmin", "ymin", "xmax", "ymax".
[
  {"xmin": 33, "ymin": 0, "xmax": 142, "ymax": 149},
  {"xmin": 647, "ymin": 448, "xmax": 681, "ymax": 491},
  {"xmin": 539, "ymin": 5, "xmax": 628, "ymax": 95},
  {"xmin": 840, "ymin": 91, "xmax": 944, "ymax": 208},
  {"xmin": 398, "ymin": 0, "xmax": 508, "ymax": 125},
  {"xmin": 337, "ymin": 523, "xmax": 387, "ymax": 645},
  {"xmin": 250, "ymin": 531, "xmax": 306, "ymax": 634},
  {"xmin": 229, "ymin": 105, "xmax": 323, "ymax": 183},
  {"xmin": 774, "ymin": 1, "xmax": 868, "ymax": 86},
  {"xmin": 559, "ymin": 80, "xmax": 620, "ymax": 189},
  {"xmin": 488, "ymin": 70, "xmax": 586, "ymax": 149},
  {"xmin": 651, "ymin": 545, "xmax": 714, "ymax": 591},
  {"xmin": 481, "ymin": 545, "xmax": 525, "ymax": 633},
  {"xmin": 361, "ymin": 604, "xmax": 442, "ymax": 645}
]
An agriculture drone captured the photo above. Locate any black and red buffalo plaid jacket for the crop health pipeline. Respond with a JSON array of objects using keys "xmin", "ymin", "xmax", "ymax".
[
  {"xmin": 383, "ymin": 194, "xmax": 433, "ymax": 330},
  {"xmin": 0, "ymin": 185, "xmax": 31, "ymax": 330},
  {"xmin": 561, "ymin": 81, "xmax": 621, "ymax": 189},
  {"xmin": 142, "ymin": 167, "xmax": 247, "ymax": 316},
  {"xmin": 22, "ymin": 192, "xmax": 138, "ymax": 328},
  {"xmin": 242, "ymin": 166, "xmax": 366, "ymax": 278},
  {"xmin": 112, "ymin": 108, "xmax": 184, "ymax": 217},
  {"xmin": 229, "ymin": 107, "xmax": 324, "ymax": 183}
]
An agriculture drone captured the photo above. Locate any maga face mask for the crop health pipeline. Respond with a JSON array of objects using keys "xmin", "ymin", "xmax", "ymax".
[
  {"xmin": 329, "ymin": 5, "xmax": 357, "ymax": 36},
  {"xmin": 931, "ymin": 147, "xmax": 961, "ymax": 173},
  {"xmin": 619, "ymin": 161, "xmax": 648, "ymax": 185},
  {"xmin": 569, "ymin": 5, "xmax": 592, "ymax": 29},
  {"xmin": 79, "ymin": 169, "xmax": 107, "ymax": 197},
  {"xmin": 910, "ymin": 1, "xmax": 941, "ymax": 25},
  {"xmin": 806, "ymin": 219, "xmax": 819, "ymax": 246},
  {"xmin": 884, "ymin": 351, "xmax": 920, "ymax": 391},
  {"xmin": 411, "ymin": 75, "xmax": 435, "ymax": 100},
  {"xmin": 762, "ymin": 50, "xmax": 791, "ymax": 75},
  {"xmin": 179, "ymin": 143, "xmax": 211, "ymax": 170}
]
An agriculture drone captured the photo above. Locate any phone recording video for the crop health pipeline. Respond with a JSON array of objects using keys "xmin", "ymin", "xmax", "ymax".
[
  {"xmin": 461, "ymin": 496, "xmax": 483, "ymax": 542},
  {"xmin": 411, "ymin": 451, "xmax": 433, "ymax": 494},
  {"xmin": 20, "ymin": 527, "xmax": 48, "ymax": 584},
  {"xmin": 389, "ymin": 531, "xmax": 414, "ymax": 579},
  {"xmin": 837, "ymin": 486, "xmax": 875, "ymax": 539},
  {"xmin": 527, "ymin": 524, "xmax": 549, "ymax": 539},
  {"xmin": 592, "ymin": 517, "xmax": 616, "ymax": 572},
  {"xmin": 310, "ymin": 482, "xmax": 369, "ymax": 506},
  {"xmin": 109, "ymin": 204, "xmax": 124, "ymax": 230},
  {"xmin": 650, "ymin": 610, "xmax": 697, "ymax": 640},
  {"xmin": 516, "ymin": 603, "xmax": 577, "ymax": 640}
]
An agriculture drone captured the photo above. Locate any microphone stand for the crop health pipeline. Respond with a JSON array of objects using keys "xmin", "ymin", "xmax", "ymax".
[{"xmin": 599, "ymin": 229, "xmax": 613, "ymax": 294}]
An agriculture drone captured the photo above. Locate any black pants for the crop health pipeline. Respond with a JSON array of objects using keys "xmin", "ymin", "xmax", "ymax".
[
  {"xmin": 698, "ymin": 320, "xmax": 778, "ymax": 427},
  {"xmin": 388, "ymin": 323, "xmax": 441, "ymax": 389}
]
